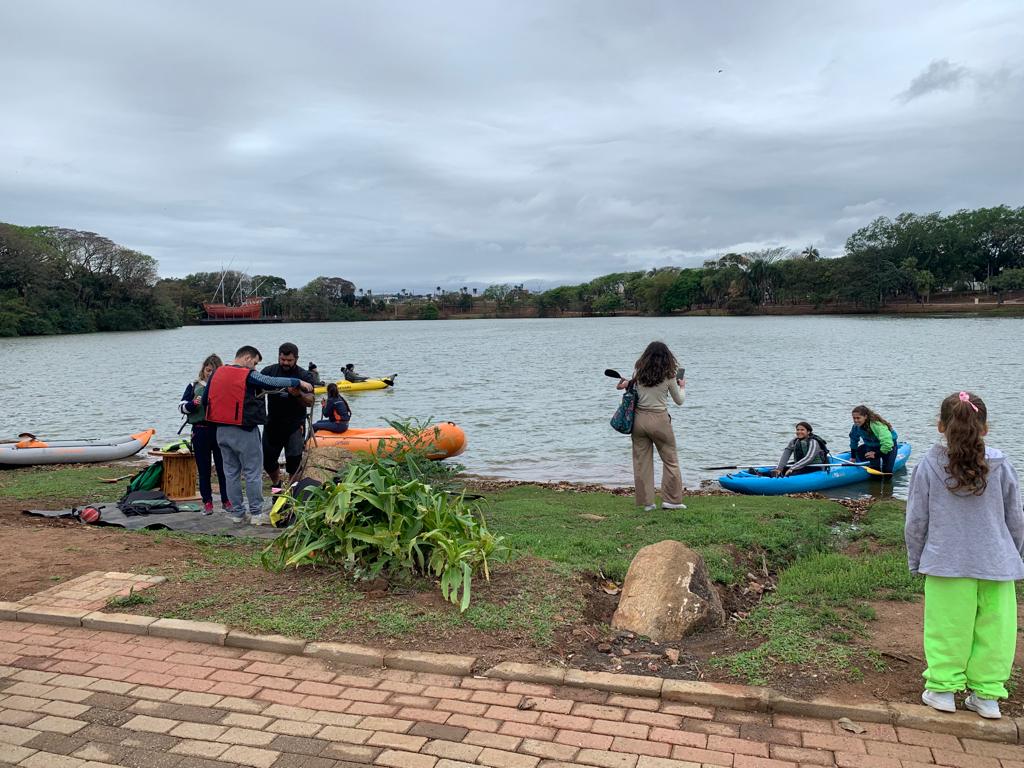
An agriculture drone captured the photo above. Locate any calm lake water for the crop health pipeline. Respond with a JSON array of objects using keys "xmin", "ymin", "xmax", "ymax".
[{"xmin": 1, "ymin": 316, "xmax": 1021, "ymax": 499}]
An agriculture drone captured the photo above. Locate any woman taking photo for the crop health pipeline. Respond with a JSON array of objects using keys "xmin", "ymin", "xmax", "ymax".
[
  {"xmin": 179, "ymin": 354, "xmax": 230, "ymax": 515},
  {"xmin": 617, "ymin": 341, "xmax": 686, "ymax": 511}
]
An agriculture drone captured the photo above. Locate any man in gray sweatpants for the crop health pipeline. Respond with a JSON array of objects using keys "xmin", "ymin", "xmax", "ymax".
[{"xmin": 203, "ymin": 345, "xmax": 313, "ymax": 524}]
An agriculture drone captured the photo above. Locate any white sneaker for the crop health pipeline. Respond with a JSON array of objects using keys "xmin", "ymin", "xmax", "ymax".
[
  {"xmin": 965, "ymin": 691, "xmax": 1001, "ymax": 719},
  {"xmin": 662, "ymin": 502, "xmax": 687, "ymax": 510},
  {"xmin": 921, "ymin": 690, "xmax": 956, "ymax": 713},
  {"xmin": 249, "ymin": 513, "xmax": 272, "ymax": 527},
  {"xmin": 643, "ymin": 504, "xmax": 657, "ymax": 512}
]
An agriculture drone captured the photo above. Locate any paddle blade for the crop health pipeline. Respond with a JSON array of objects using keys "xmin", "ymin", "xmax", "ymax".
[
  {"xmin": 604, "ymin": 369, "xmax": 622, "ymax": 379},
  {"xmin": 864, "ymin": 468, "xmax": 893, "ymax": 477},
  {"xmin": 701, "ymin": 465, "xmax": 740, "ymax": 471}
]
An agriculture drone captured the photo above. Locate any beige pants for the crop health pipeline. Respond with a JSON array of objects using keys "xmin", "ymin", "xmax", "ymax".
[{"xmin": 631, "ymin": 409, "xmax": 682, "ymax": 507}]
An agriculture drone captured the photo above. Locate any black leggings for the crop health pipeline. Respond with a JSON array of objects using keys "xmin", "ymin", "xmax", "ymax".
[
  {"xmin": 192, "ymin": 423, "xmax": 228, "ymax": 504},
  {"xmin": 854, "ymin": 445, "xmax": 897, "ymax": 474}
]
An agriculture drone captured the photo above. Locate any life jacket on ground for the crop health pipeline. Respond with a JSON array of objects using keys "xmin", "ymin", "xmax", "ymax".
[{"xmin": 206, "ymin": 366, "xmax": 264, "ymax": 428}]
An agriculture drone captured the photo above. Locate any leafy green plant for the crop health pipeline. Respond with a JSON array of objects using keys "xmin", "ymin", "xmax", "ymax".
[{"xmin": 262, "ymin": 458, "xmax": 505, "ymax": 611}]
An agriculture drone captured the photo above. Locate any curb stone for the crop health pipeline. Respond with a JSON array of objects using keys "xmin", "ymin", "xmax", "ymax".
[
  {"xmin": 15, "ymin": 605, "xmax": 89, "ymax": 626},
  {"xmin": 384, "ymin": 650, "xmax": 477, "ymax": 676},
  {"xmin": 82, "ymin": 611, "xmax": 157, "ymax": 635},
  {"xmin": 226, "ymin": 630, "xmax": 307, "ymax": 655},
  {"xmin": 149, "ymin": 617, "xmax": 229, "ymax": 645},
  {"xmin": 8, "ymin": 605, "xmax": 1023, "ymax": 745},
  {"xmin": 305, "ymin": 641, "xmax": 384, "ymax": 668}
]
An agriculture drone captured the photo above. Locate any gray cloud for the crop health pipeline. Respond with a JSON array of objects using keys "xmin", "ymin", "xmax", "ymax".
[
  {"xmin": 897, "ymin": 59, "xmax": 971, "ymax": 102},
  {"xmin": 1, "ymin": 0, "xmax": 1023, "ymax": 293}
]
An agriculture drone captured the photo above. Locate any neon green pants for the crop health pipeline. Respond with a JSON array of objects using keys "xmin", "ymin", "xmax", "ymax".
[{"xmin": 923, "ymin": 576, "xmax": 1017, "ymax": 699}]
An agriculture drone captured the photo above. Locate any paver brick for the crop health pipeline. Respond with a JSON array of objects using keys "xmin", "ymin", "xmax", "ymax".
[
  {"xmin": 217, "ymin": 744, "xmax": 280, "ymax": 767},
  {"xmin": 422, "ymin": 738, "xmax": 484, "ymax": 761},
  {"xmin": 219, "ymin": 725, "xmax": 275, "ymax": 745},
  {"xmin": 367, "ymin": 730, "xmax": 428, "ymax": 751},
  {"xmin": 31, "ymin": 714, "xmax": 88, "ymax": 734},
  {"xmin": 375, "ymin": 748, "xmax": 439, "ymax": 767},
  {"xmin": 407, "ymin": 721, "xmax": 469, "ymax": 741},
  {"xmin": 611, "ymin": 736, "xmax": 671, "ymax": 757},
  {"xmin": 575, "ymin": 748, "xmax": 640, "ymax": 768},
  {"xmin": 169, "ymin": 739, "xmax": 230, "ymax": 758},
  {"xmin": 554, "ymin": 729, "xmax": 613, "ymax": 749},
  {"xmin": 668, "ymin": 744, "xmax": 734, "ymax": 767},
  {"xmin": 477, "ymin": 746, "xmax": 541, "ymax": 767}
]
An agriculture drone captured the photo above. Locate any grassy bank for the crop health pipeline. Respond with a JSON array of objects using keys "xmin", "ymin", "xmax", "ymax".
[{"xmin": 0, "ymin": 463, "xmax": 922, "ymax": 686}]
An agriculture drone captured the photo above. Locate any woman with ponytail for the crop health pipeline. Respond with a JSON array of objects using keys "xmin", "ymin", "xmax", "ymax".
[
  {"xmin": 849, "ymin": 405, "xmax": 899, "ymax": 474},
  {"xmin": 906, "ymin": 391, "xmax": 1023, "ymax": 720}
]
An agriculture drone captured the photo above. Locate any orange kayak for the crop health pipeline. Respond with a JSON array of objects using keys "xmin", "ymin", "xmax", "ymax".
[{"xmin": 309, "ymin": 422, "xmax": 466, "ymax": 460}]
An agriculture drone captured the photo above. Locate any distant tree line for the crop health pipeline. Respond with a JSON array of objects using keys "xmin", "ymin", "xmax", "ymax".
[
  {"xmin": 3, "ymin": 205, "xmax": 1022, "ymax": 336},
  {"xmin": 0, "ymin": 224, "xmax": 179, "ymax": 336},
  {"xmin": 530, "ymin": 205, "xmax": 1024, "ymax": 315}
]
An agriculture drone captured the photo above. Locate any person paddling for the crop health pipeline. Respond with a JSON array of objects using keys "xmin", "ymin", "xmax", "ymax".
[{"xmin": 772, "ymin": 421, "xmax": 829, "ymax": 477}]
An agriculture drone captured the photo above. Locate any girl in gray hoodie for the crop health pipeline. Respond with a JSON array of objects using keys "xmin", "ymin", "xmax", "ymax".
[{"xmin": 906, "ymin": 391, "xmax": 1023, "ymax": 719}]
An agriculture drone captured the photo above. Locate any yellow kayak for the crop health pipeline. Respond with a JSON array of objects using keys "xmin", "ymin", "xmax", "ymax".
[{"xmin": 313, "ymin": 375, "xmax": 395, "ymax": 396}]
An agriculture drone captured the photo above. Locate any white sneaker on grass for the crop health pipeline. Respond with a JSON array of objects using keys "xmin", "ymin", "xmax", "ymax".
[
  {"xmin": 921, "ymin": 690, "xmax": 956, "ymax": 713},
  {"xmin": 662, "ymin": 502, "xmax": 687, "ymax": 510},
  {"xmin": 965, "ymin": 691, "xmax": 1001, "ymax": 719},
  {"xmin": 643, "ymin": 504, "xmax": 657, "ymax": 512},
  {"xmin": 249, "ymin": 513, "xmax": 272, "ymax": 527}
]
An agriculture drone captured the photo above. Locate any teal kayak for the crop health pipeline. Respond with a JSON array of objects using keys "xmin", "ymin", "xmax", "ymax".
[{"xmin": 717, "ymin": 443, "xmax": 912, "ymax": 495}]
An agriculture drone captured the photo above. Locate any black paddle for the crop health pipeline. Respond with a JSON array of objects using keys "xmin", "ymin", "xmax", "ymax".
[{"xmin": 604, "ymin": 369, "xmax": 622, "ymax": 379}]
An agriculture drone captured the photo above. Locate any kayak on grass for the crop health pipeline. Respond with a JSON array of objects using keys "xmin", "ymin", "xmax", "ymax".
[
  {"xmin": 0, "ymin": 429, "xmax": 156, "ymax": 467},
  {"xmin": 312, "ymin": 375, "xmax": 396, "ymax": 396},
  {"xmin": 309, "ymin": 422, "xmax": 466, "ymax": 461},
  {"xmin": 717, "ymin": 442, "xmax": 912, "ymax": 495}
]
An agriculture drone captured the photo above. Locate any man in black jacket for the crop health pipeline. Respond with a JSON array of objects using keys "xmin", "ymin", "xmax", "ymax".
[{"xmin": 261, "ymin": 342, "xmax": 315, "ymax": 486}]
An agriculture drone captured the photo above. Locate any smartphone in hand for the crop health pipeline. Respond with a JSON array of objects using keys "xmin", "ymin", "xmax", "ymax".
[{"xmin": 676, "ymin": 367, "xmax": 685, "ymax": 380}]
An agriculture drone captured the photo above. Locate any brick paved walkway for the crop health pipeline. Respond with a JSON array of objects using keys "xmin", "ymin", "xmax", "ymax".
[{"xmin": 2, "ymin": 620, "xmax": 1024, "ymax": 768}]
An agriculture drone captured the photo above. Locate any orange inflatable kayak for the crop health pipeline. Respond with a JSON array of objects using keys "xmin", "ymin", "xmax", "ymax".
[{"xmin": 309, "ymin": 422, "xmax": 466, "ymax": 460}]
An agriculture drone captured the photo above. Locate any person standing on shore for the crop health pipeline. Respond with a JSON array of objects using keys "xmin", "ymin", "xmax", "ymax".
[
  {"xmin": 907, "ymin": 391, "xmax": 1023, "ymax": 719},
  {"xmin": 178, "ymin": 353, "xmax": 230, "ymax": 515},
  {"xmin": 203, "ymin": 345, "xmax": 313, "ymax": 525},
  {"xmin": 616, "ymin": 341, "xmax": 686, "ymax": 511},
  {"xmin": 261, "ymin": 342, "xmax": 315, "ymax": 488}
]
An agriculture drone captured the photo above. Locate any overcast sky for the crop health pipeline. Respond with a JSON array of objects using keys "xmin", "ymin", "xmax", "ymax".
[{"xmin": 2, "ymin": 1, "xmax": 1022, "ymax": 293}]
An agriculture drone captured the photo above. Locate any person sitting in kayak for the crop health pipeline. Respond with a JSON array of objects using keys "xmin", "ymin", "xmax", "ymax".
[
  {"xmin": 850, "ymin": 405, "xmax": 899, "ymax": 474},
  {"xmin": 307, "ymin": 362, "xmax": 323, "ymax": 386},
  {"xmin": 342, "ymin": 363, "xmax": 368, "ymax": 383},
  {"xmin": 313, "ymin": 383, "xmax": 351, "ymax": 433},
  {"xmin": 772, "ymin": 421, "xmax": 829, "ymax": 476}
]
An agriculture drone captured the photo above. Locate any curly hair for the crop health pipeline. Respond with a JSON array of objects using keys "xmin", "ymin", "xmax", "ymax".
[
  {"xmin": 634, "ymin": 341, "xmax": 678, "ymax": 388},
  {"xmin": 940, "ymin": 391, "xmax": 989, "ymax": 495}
]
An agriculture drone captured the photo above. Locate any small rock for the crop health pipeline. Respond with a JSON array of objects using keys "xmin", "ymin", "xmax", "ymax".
[
  {"xmin": 621, "ymin": 648, "xmax": 632, "ymax": 656},
  {"xmin": 664, "ymin": 648, "xmax": 680, "ymax": 664},
  {"xmin": 597, "ymin": 643, "xmax": 613, "ymax": 653}
]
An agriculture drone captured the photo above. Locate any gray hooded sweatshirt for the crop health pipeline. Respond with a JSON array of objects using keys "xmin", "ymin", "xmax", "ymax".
[{"xmin": 905, "ymin": 443, "xmax": 1024, "ymax": 581}]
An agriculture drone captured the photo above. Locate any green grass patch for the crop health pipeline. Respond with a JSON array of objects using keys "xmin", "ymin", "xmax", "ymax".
[
  {"xmin": 714, "ymin": 498, "xmax": 921, "ymax": 684},
  {"xmin": 163, "ymin": 582, "xmax": 360, "ymax": 639},
  {"xmin": 0, "ymin": 465, "xmax": 118, "ymax": 500},
  {"xmin": 107, "ymin": 589, "xmax": 156, "ymax": 609},
  {"xmin": 484, "ymin": 487, "xmax": 841, "ymax": 583}
]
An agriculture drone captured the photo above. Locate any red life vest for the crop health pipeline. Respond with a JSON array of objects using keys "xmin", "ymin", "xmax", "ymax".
[{"xmin": 205, "ymin": 366, "xmax": 250, "ymax": 426}]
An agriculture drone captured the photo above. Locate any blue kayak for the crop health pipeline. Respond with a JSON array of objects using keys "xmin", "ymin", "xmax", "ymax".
[{"xmin": 717, "ymin": 443, "xmax": 912, "ymax": 495}]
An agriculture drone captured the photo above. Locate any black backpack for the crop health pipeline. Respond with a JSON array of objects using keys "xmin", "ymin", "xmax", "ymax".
[{"xmin": 117, "ymin": 489, "xmax": 180, "ymax": 516}]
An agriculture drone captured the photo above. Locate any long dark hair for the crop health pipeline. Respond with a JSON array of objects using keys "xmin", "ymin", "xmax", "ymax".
[
  {"xmin": 635, "ymin": 341, "xmax": 678, "ymax": 388},
  {"xmin": 851, "ymin": 405, "xmax": 893, "ymax": 431},
  {"xmin": 940, "ymin": 391, "xmax": 988, "ymax": 495},
  {"xmin": 326, "ymin": 382, "xmax": 340, "ymax": 398}
]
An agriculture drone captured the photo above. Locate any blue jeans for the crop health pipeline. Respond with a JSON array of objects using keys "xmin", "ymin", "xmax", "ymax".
[
  {"xmin": 216, "ymin": 426, "xmax": 264, "ymax": 516},
  {"xmin": 312, "ymin": 420, "xmax": 349, "ymax": 433},
  {"xmin": 192, "ymin": 423, "xmax": 228, "ymax": 504}
]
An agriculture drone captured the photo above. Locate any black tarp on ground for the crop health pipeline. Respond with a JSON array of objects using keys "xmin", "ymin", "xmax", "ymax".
[{"xmin": 23, "ymin": 504, "xmax": 280, "ymax": 539}]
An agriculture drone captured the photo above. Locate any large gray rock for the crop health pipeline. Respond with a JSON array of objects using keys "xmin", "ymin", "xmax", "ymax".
[{"xmin": 611, "ymin": 540, "xmax": 726, "ymax": 642}]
